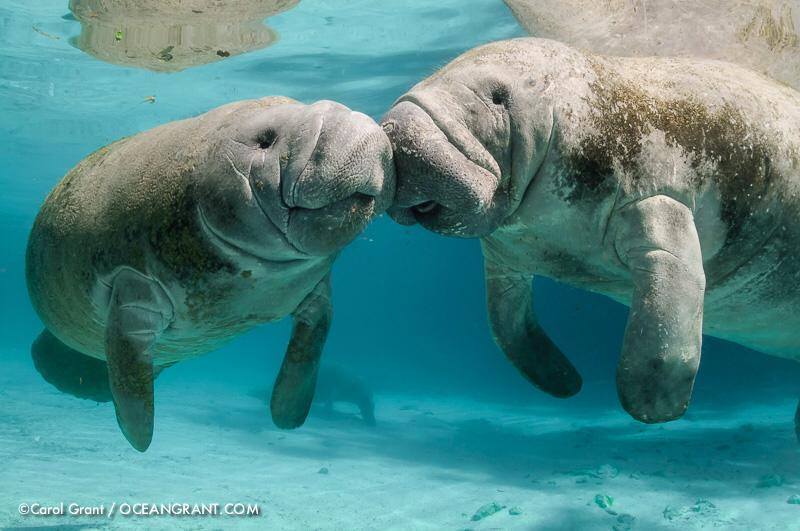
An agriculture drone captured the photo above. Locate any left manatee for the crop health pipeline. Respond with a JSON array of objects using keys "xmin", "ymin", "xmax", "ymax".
[{"xmin": 25, "ymin": 97, "xmax": 395, "ymax": 452}]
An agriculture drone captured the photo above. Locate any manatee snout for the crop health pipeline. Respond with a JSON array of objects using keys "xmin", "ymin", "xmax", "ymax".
[
  {"xmin": 244, "ymin": 100, "xmax": 395, "ymax": 257},
  {"xmin": 287, "ymin": 102, "xmax": 395, "ymax": 255},
  {"xmin": 382, "ymin": 100, "xmax": 500, "ymax": 237}
]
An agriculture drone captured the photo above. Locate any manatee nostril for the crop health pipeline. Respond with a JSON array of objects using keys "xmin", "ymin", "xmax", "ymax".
[
  {"xmin": 491, "ymin": 86, "xmax": 510, "ymax": 106},
  {"xmin": 256, "ymin": 129, "xmax": 277, "ymax": 149}
]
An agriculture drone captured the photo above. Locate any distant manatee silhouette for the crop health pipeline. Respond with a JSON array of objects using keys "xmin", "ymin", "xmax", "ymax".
[
  {"xmin": 314, "ymin": 366, "xmax": 376, "ymax": 425},
  {"xmin": 249, "ymin": 365, "xmax": 376, "ymax": 425}
]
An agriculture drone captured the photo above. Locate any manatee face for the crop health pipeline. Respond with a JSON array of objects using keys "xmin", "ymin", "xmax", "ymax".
[
  {"xmin": 381, "ymin": 51, "xmax": 553, "ymax": 237},
  {"xmin": 200, "ymin": 99, "xmax": 395, "ymax": 260}
]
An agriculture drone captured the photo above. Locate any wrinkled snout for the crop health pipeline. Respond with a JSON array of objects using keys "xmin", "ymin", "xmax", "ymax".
[
  {"xmin": 381, "ymin": 100, "xmax": 500, "ymax": 236},
  {"xmin": 286, "ymin": 101, "xmax": 395, "ymax": 256}
]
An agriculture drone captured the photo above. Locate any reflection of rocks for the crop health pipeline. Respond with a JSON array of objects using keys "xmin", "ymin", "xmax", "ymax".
[
  {"xmin": 504, "ymin": 0, "xmax": 800, "ymax": 90},
  {"xmin": 69, "ymin": 0, "xmax": 299, "ymax": 72}
]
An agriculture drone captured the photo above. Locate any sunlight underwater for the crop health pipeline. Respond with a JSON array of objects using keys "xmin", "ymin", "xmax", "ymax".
[{"xmin": 2, "ymin": 1, "xmax": 800, "ymax": 530}]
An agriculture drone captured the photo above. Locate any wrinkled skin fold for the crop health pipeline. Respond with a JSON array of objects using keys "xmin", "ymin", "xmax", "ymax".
[
  {"xmin": 26, "ymin": 97, "xmax": 394, "ymax": 451},
  {"xmin": 382, "ymin": 38, "xmax": 800, "ymax": 430}
]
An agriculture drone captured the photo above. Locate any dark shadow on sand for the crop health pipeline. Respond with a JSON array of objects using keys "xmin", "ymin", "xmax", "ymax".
[{"xmin": 181, "ymin": 389, "xmax": 800, "ymax": 502}]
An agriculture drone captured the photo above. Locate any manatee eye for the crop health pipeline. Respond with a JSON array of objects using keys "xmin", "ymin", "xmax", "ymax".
[
  {"xmin": 256, "ymin": 129, "xmax": 277, "ymax": 149},
  {"xmin": 490, "ymin": 85, "xmax": 510, "ymax": 106}
]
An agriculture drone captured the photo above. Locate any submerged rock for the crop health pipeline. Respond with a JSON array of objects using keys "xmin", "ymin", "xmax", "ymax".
[
  {"xmin": 470, "ymin": 502, "xmax": 505, "ymax": 521},
  {"xmin": 663, "ymin": 506, "xmax": 680, "ymax": 521},
  {"xmin": 594, "ymin": 494, "xmax": 614, "ymax": 510},
  {"xmin": 567, "ymin": 463, "xmax": 620, "ymax": 480},
  {"xmin": 663, "ymin": 499, "xmax": 718, "ymax": 522},
  {"xmin": 508, "ymin": 506, "xmax": 523, "ymax": 516},
  {"xmin": 318, "ymin": 467, "xmax": 329, "ymax": 475},
  {"xmin": 591, "ymin": 464, "xmax": 620, "ymax": 479},
  {"xmin": 689, "ymin": 499, "xmax": 717, "ymax": 516},
  {"xmin": 613, "ymin": 513, "xmax": 637, "ymax": 531},
  {"xmin": 787, "ymin": 494, "xmax": 800, "ymax": 504}
]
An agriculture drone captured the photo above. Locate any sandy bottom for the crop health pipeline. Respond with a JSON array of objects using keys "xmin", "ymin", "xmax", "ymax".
[{"xmin": 2, "ymin": 359, "xmax": 800, "ymax": 531}]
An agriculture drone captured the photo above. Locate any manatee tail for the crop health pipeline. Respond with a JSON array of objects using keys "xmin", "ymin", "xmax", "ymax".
[
  {"xmin": 32, "ymin": 329, "xmax": 172, "ymax": 405},
  {"xmin": 31, "ymin": 329, "xmax": 112, "ymax": 402}
]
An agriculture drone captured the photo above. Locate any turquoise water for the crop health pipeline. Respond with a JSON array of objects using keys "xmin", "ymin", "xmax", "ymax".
[{"xmin": 2, "ymin": 1, "xmax": 800, "ymax": 529}]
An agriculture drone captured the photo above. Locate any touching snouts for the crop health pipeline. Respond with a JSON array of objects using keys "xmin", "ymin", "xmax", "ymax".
[
  {"xmin": 286, "ymin": 101, "xmax": 396, "ymax": 256},
  {"xmin": 381, "ymin": 99, "xmax": 500, "ymax": 236}
]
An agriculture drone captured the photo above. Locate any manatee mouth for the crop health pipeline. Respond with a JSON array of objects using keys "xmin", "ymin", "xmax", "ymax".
[
  {"xmin": 395, "ymin": 95, "xmax": 501, "ymax": 183},
  {"xmin": 382, "ymin": 99, "xmax": 500, "ymax": 236},
  {"xmin": 414, "ymin": 200, "xmax": 438, "ymax": 214},
  {"xmin": 198, "ymin": 204, "xmax": 309, "ymax": 263},
  {"xmin": 282, "ymin": 125, "xmax": 394, "ymax": 256}
]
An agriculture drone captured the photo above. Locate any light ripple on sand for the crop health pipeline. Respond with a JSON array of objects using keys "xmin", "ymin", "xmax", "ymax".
[{"xmin": 1, "ymin": 361, "xmax": 800, "ymax": 530}]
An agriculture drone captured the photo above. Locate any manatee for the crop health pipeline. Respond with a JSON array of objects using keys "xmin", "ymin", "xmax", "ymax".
[
  {"xmin": 381, "ymin": 38, "xmax": 800, "ymax": 433},
  {"xmin": 248, "ymin": 365, "xmax": 376, "ymax": 425},
  {"xmin": 69, "ymin": 0, "xmax": 298, "ymax": 72},
  {"xmin": 26, "ymin": 96, "xmax": 394, "ymax": 451},
  {"xmin": 504, "ymin": 0, "xmax": 800, "ymax": 90},
  {"xmin": 314, "ymin": 365, "xmax": 376, "ymax": 425}
]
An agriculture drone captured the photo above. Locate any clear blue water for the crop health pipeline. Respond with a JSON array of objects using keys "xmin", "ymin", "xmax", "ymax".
[{"xmin": 2, "ymin": 1, "xmax": 800, "ymax": 529}]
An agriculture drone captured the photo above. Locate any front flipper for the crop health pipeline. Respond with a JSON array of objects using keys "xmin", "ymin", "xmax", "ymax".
[
  {"xmin": 484, "ymin": 261, "xmax": 582, "ymax": 398},
  {"xmin": 270, "ymin": 274, "xmax": 332, "ymax": 429},
  {"xmin": 32, "ymin": 330, "xmax": 112, "ymax": 402},
  {"xmin": 105, "ymin": 268, "xmax": 173, "ymax": 452},
  {"xmin": 614, "ymin": 195, "xmax": 705, "ymax": 423}
]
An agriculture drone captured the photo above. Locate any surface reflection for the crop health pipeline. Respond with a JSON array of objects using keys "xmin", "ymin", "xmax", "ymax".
[
  {"xmin": 504, "ymin": 0, "xmax": 800, "ymax": 90},
  {"xmin": 68, "ymin": 0, "xmax": 299, "ymax": 72}
]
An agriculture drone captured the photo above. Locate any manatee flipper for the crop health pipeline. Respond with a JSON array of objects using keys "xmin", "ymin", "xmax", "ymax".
[
  {"xmin": 270, "ymin": 274, "xmax": 332, "ymax": 429},
  {"xmin": 32, "ymin": 330, "xmax": 112, "ymax": 402},
  {"xmin": 105, "ymin": 268, "xmax": 173, "ymax": 452},
  {"xmin": 484, "ymin": 260, "xmax": 582, "ymax": 398},
  {"xmin": 613, "ymin": 195, "xmax": 705, "ymax": 423}
]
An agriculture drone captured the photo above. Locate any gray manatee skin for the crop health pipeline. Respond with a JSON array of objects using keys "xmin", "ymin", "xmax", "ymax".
[
  {"xmin": 26, "ymin": 96, "xmax": 394, "ymax": 450},
  {"xmin": 503, "ymin": 0, "xmax": 800, "ymax": 91},
  {"xmin": 383, "ymin": 38, "xmax": 800, "ymax": 427}
]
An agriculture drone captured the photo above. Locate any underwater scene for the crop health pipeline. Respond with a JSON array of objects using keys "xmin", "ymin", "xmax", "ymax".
[{"xmin": 2, "ymin": 1, "xmax": 800, "ymax": 529}]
